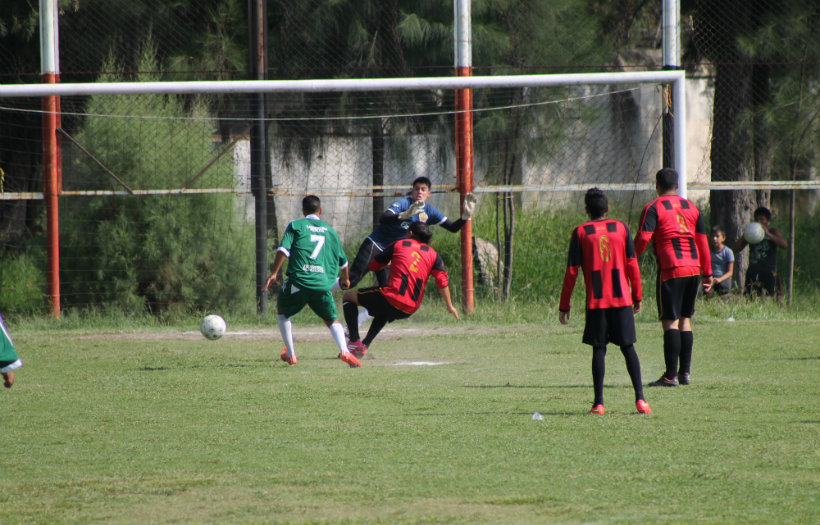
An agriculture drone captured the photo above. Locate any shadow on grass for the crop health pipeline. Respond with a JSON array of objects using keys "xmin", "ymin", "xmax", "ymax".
[{"xmin": 137, "ymin": 362, "xmax": 264, "ymax": 371}]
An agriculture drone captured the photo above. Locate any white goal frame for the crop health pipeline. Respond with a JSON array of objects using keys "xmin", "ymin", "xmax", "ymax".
[{"xmin": 0, "ymin": 70, "xmax": 689, "ymax": 196}]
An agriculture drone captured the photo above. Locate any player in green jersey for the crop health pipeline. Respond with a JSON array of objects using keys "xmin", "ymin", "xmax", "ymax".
[
  {"xmin": 264, "ymin": 195, "xmax": 361, "ymax": 368},
  {"xmin": 0, "ymin": 313, "xmax": 22, "ymax": 388}
]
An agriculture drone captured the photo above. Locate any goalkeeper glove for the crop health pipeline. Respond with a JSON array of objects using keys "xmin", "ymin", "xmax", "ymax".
[
  {"xmin": 398, "ymin": 200, "xmax": 425, "ymax": 220},
  {"xmin": 461, "ymin": 193, "xmax": 477, "ymax": 220}
]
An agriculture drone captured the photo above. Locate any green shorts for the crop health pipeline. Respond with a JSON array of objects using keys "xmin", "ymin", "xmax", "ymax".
[{"xmin": 277, "ymin": 280, "xmax": 337, "ymax": 322}]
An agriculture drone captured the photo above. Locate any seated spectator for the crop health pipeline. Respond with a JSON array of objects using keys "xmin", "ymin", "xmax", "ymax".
[{"xmin": 706, "ymin": 225, "xmax": 734, "ymax": 299}]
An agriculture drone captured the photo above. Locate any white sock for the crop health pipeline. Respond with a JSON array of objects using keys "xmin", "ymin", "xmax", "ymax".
[
  {"xmin": 329, "ymin": 278, "xmax": 342, "ymax": 292},
  {"xmin": 277, "ymin": 315, "xmax": 295, "ymax": 357},
  {"xmin": 329, "ymin": 322, "xmax": 347, "ymax": 353},
  {"xmin": 357, "ymin": 308, "xmax": 373, "ymax": 327}
]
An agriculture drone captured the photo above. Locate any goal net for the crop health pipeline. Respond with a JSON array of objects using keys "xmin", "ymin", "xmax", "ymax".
[{"xmin": 0, "ymin": 72, "xmax": 684, "ymax": 312}]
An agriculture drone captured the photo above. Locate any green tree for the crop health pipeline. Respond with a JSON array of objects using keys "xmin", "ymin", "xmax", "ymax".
[
  {"xmin": 265, "ymin": 1, "xmax": 458, "ymax": 231},
  {"xmin": 0, "ymin": 3, "xmax": 46, "ymax": 242},
  {"xmin": 60, "ymin": 44, "xmax": 254, "ymax": 315},
  {"xmin": 684, "ymin": 0, "xmax": 819, "ymax": 290}
]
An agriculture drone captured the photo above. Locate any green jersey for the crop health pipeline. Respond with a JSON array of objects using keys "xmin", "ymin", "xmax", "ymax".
[
  {"xmin": 279, "ymin": 214, "xmax": 347, "ymax": 291},
  {"xmin": 0, "ymin": 313, "xmax": 21, "ymax": 371}
]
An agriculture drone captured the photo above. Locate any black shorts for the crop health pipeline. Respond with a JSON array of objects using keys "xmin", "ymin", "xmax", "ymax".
[
  {"xmin": 357, "ymin": 287, "xmax": 412, "ymax": 323},
  {"xmin": 744, "ymin": 269, "xmax": 777, "ymax": 297},
  {"xmin": 583, "ymin": 306, "xmax": 636, "ymax": 347},
  {"xmin": 657, "ymin": 274, "xmax": 700, "ymax": 321}
]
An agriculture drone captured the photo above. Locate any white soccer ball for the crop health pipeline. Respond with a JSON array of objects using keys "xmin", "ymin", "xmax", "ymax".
[
  {"xmin": 200, "ymin": 314, "xmax": 226, "ymax": 340},
  {"xmin": 743, "ymin": 222, "xmax": 766, "ymax": 244}
]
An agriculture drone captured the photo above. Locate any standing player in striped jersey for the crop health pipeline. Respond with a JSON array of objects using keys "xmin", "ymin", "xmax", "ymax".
[
  {"xmin": 341, "ymin": 222, "xmax": 459, "ymax": 359},
  {"xmin": 635, "ymin": 168, "xmax": 712, "ymax": 387},
  {"xmin": 559, "ymin": 188, "xmax": 651, "ymax": 415},
  {"xmin": 263, "ymin": 195, "xmax": 362, "ymax": 368}
]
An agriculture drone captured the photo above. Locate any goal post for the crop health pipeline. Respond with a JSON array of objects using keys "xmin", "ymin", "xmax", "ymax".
[
  {"xmin": 0, "ymin": 70, "xmax": 690, "ymax": 192},
  {"xmin": 0, "ymin": 70, "xmax": 687, "ymax": 196},
  {"xmin": 0, "ymin": 71, "xmax": 688, "ymax": 314}
]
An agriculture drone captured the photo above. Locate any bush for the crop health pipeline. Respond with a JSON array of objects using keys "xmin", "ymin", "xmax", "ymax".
[
  {"xmin": 789, "ymin": 205, "xmax": 820, "ymax": 290},
  {"xmin": 57, "ymin": 44, "xmax": 255, "ymax": 317},
  {"xmin": 432, "ymin": 205, "xmax": 586, "ymax": 303},
  {"xmin": 431, "ymin": 201, "xmax": 819, "ymax": 310},
  {"xmin": 0, "ymin": 251, "xmax": 46, "ymax": 315}
]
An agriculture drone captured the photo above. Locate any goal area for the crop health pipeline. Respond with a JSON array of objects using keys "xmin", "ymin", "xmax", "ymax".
[{"xmin": 0, "ymin": 71, "xmax": 685, "ymax": 313}]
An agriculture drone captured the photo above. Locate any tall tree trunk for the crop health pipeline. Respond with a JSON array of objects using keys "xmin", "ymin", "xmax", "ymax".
[
  {"xmin": 752, "ymin": 62, "xmax": 773, "ymax": 208},
  {"xmin": 376, "ymin": 0, "xmax": 410, "ymax": 76},
  {"xmin": 495, "ymin": 193, "xmax": 503, "ymax": 300},
  {"xmin": 695, "ymin": 0, "xmax": 762, "ymax": 291},
  {"xmin": 708, "ymin": 61, "xmax": 757, "ymax": 291},
  {"xmin": 369, "ymin": 0, "xmax": 407, "ymax": 229},
  {"xmin": 502, "ymin": 188, "xmax": 515, "ymax": 301},
  {"xmin": 501, "ymin": 94, "xmax": 526, "ymax": 300},
  {"xmin": 500, "ymin": 140, "xmax": 514, "ymax": 301}
]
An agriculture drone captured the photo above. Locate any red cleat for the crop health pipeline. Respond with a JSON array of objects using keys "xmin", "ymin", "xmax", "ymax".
[
  {"xmin": 280, "ymin": 348, "xmax": 297, "ymax": 365},
  {"xmin": 589, "ymin": 404, "xmax": 605, "ymax": 415},
  {"xmin": 339, "ymin": 351, "xmax": 361, "ymax": 368},
  {"xmin": 636, "ymin": 399, "xmax": 652, "ymax": 414},
  {"xmin": 347, "ymin": 339, "xmax": 368, "ymax": 358}
]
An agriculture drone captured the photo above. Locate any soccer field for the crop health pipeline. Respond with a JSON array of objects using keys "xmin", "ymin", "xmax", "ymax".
[{"xmin": 1, "ymin": 317, "xmax": 818, "ymax": 524}]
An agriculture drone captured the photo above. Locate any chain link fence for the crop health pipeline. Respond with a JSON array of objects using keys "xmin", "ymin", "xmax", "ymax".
[{"xmin": 0, "ymin": 0, "xmax": 816, "ymax": 313}]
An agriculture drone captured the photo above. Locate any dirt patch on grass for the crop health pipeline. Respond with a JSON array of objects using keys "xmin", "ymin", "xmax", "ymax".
[{"xmin": 76, "ymin": 324, "xmax": 533, "ymax": 342}]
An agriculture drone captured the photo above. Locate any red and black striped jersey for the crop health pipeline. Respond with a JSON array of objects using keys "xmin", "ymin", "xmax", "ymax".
[
  {"xmin": 559, "ymin": 219, "xmax": 642, "ymax": 312},
  {"xmin": 635, "ymin": 194, "xmax": 711, "ymax": 281},
  {"xmin": 369, "ymin": 238, "xmax": 449, "ymax": 314}
]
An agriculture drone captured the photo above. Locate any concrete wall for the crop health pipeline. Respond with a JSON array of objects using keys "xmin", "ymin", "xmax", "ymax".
[{"xmin": 233, "ymin": 78, "xmax": 715, "ymax": 242}]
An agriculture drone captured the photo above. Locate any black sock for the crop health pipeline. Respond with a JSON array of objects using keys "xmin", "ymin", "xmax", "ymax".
[
  {"xmin": 663, "ymin": 329, "xmax": 681, "ymax": 380},
  {"xmin": 343, "ymin": 301, "xmax": 359, "ymax": 343},
  {"xmin": 620, "ymin": 344, "xmax": 644, "ymax": 401},
  {"xmin": 362, "ymin": 316, "xmax": 388, "ymax": 347},
  {"xmin": 679, "ymin": 331, "xmax": 693, "ymax": 376},
  {"xmin": 592, "ymin": 346, "xmax": 606, "ymax": 405}
]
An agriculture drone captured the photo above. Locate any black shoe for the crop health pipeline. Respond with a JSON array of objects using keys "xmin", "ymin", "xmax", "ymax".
[
  {"xmin": 648, "ymin": 375, "xmax": 679, "ymax": 387},
  {"xmin": 677, "ymin": 373, "xmax": 690, "ymax": 385}
]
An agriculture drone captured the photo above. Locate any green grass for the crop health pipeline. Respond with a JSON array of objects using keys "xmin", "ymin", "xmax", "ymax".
[{"xmin": 1, "ymin": 313, "xmax": 818, "ymax": 524}]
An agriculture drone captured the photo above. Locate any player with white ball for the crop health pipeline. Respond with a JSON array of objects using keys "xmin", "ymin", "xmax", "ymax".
[
  {"xmin": 743, "ymin": 222, "xmax": 766, "ymax": 244},
  {"xmin": 735, "ymin": 206, "xmax": 788, "ymax": 299}
]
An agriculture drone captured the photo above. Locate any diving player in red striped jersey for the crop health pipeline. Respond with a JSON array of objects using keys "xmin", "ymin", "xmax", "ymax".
[
  {"xmin": 342, "ymin": 222, "xmax": 459, "ymax": 360},
  {"xmin": 559, "ymin": 188, "xmax": 651, "ymax": 415},
  {"xmin": 635, "ymin": 168, "xmax": 713, "ymax": 387}
]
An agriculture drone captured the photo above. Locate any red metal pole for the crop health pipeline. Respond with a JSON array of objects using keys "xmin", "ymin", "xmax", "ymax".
[
  {"xmin": 42, "ymin": 72, "xmax": 61, "ymax": 317},
  {"xmin": 455, "ymin": 66, "xmax": 474, "ymax": 314}
]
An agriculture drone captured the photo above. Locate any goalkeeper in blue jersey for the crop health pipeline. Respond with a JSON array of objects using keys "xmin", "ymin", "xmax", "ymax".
[
  {"xmin": 332, "ymin": 176, "xmax": 477, "ymax": 293},
  {"xmin": 264, "ymin": 195, "xmax": 361, "ymax": 368}
]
